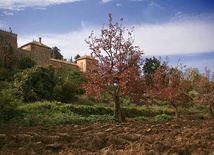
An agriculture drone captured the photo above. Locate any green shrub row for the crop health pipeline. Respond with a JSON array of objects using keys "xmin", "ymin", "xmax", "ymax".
[
  {"xmin": 1, "ymin": 100, "xmax": 208, "ymax": 126},
  {"xmin": 15, "ymin": 102, "xmax": 116, "ymax": 126}
]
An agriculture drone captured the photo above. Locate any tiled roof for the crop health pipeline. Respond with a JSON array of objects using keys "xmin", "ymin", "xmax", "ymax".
[
  {"xmin": 77, "ymin": 55, "xmax": 93, "ymax": 60},
  {"xmin": 50, "ymin": 58, "xmax": 78, "ymax": 67},
  {"xmin": 20, "ymin": 40, "xmax": 51, "ymax": 49}
]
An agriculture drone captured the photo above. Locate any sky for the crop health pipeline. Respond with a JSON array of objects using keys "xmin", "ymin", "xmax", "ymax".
[{"xmin": 0, "ymin": 0, "xmax": 214, "ymax": 74}]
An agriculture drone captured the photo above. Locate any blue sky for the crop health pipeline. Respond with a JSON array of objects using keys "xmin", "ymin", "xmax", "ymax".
[{"xmin": 0, "ymin": 0, "xmax": 214, "ymax": 74}]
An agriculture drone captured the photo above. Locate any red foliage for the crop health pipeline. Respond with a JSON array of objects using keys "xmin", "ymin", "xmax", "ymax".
[
  {"xmin": 149, "ymin": 64, "xmax": 189, "ymax": 118},
  {"xmin": 193, "ymin": 75, "xmax": 214, "ymax": 117},
  {"xmin": 83, "ymin": 14, "xmax": 144, "ymax": 122}
]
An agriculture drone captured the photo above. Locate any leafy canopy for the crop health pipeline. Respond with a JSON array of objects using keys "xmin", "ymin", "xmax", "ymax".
[
  {"xmin": 84, "ymin": 14, "xmax": 144, "ymax": 102},
  {"xmin": 83, "ymin": 14, "xmax": 144, "ymax": 122}
]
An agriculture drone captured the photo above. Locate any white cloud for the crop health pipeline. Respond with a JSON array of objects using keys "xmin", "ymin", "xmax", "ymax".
[
  {"xmin": 134, "ymin": 14, "xmax": 214, "ymax": 56},
  {"xmin": 0, "ymin": 0, "xmax": 81, "ymax": 12},
  {"xmin": 17, "ymin": 13, "xmax": 214, "ymax": 66},
  {"xmin": 2, "ymin": 11, "xmax": 14, "ymax": 16},
  {"xmin": 101, "ymin": 0, "xmax": 113, "ymax": 3},
  {"xmin": 116, "ymin": 3, "xmax": 122, "ymax": 7},
  {"xmin": 18, "ymin": 26, "xmax": 100, "ymax": 60},
  {"xmin": 149, "ymin": 1, "xmax": 163, "ymax": 9}
]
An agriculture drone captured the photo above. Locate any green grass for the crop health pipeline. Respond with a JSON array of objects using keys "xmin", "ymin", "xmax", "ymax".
[
  {"xmin": 133, "ymin": 116, "xmax": 149, "ymax": 122},
  {"xmin": 16, "ymin": 101, "xmax": 116, "ymax": 126},
  {"xmin": 3, "ymin": 100, "xmax": 209, "ymax": 126},
  {"xmin": 154, "ymin": 114, "xmax": 173, "ymax": 121}
]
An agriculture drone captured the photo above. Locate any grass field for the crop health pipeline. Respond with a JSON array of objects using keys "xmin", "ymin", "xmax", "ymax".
[{"xmin": 3, "ymin": 99, "xmax": 206, "ymax": 126}]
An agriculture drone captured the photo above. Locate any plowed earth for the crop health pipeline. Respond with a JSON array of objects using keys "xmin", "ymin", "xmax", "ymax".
[{"xmin": 0, "ymin": 118, "xmax": 214, "ymax": 155}]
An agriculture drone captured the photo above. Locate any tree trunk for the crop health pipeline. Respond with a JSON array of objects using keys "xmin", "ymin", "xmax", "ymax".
[
  {"xmin": 114, "ymin": 96, "xmax": 126, "ymax": 122},
  {"xmin": 174, "ymin": 106, "xmax": 179, "ymax": 118},
  {"xmin": 210, "ymin": 104, "xmax": 214, "ymax": 117}
]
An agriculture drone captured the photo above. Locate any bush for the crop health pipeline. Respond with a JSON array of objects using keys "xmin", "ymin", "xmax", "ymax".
[
  {"xmin": 0, "ymin": 89, "xmax": 22, "ymax": 123},
  {"xmin": 0, "ymin": 81, "xmax": 11, "ymax": 90},
  {"xmin": 18, "ymin": 57, "xmax": 36, "ymax": 70},
  {"xmin": 17, "ymin": 102, "xmax": 116, "ymax": 125},
  {"xmin": 54, "ymin": 81, "xmax": 78, "ymax": 103},
  {"xmin": 14, "ymin": 65, "xmax": 57, "ymax": 102},
  {"xmin": 17, "ymin": 101, "xmax": 90, "ymax": 125},
  {"xmin": 0, "ymin": 68, "xmax": 18, "ymax": 82},
  {"xmin": 133, "ymin": 116, "xmax": 149, "ymax": 122},
  {"xmin": 67, "ymin": 104, "xmax": 113, "ymax": 116},
  {"xmin": 154, "ymin": 114, "xmax": 173, "ymax": 121},
  {"xmin": 88, "ymin": 114, "xmax": 116, "ymax": 124}
]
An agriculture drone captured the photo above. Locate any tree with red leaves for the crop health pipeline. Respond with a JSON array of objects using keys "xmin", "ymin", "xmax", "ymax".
[
  {"xmin": 151, "ymin": 64, "xmax": 190, "ymax": 118},
  {"xmin": 193, "ymin": 73, "xmax": 214, "ymax": 117},
  {"xmin": 83, "ymin": 14, "xmax": 144, "ymax": 122}
]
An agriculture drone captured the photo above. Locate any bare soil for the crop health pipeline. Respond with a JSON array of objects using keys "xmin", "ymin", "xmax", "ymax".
[{"xmin": 0, "ymin": 118, "xmax": 214, "ymax": 155}]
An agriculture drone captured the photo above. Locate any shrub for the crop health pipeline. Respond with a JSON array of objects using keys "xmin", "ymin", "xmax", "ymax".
[
  {"xmin": 88, "ymin": 114, "xmax": 116, "ymax": 124},
  {"xmin": 17, "ymin": 101, "xmax": 117, "ymax": 125},
  {"xmin": 133, "ymin": 116, "xmax": 149, "ymax": 122},
  {"xmin": 14, "ymin": 65, "xmax": 57, "ymax": 102},
  {"xmin": 18, "ymin": 57, "xmax": 36, "ymax": 70},
  {"xmin": 0, "ymin": 89, "xmax": 22, "ymax": 123},
  {"xmin": 54, "ymin": 81, "xmax": 78, "ymax": 103},
  {"xmin": 17, "ymin": 101, "xmax": 90, "ymax": 125},
  {"xmin": 154, "ymin": 114, "xmax": 173, "ymax": 121}
]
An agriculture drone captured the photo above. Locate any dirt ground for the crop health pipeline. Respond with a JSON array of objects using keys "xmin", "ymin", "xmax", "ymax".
[{"xmin": 0, "ymin": 117, "xmax": 214, "ymax": 155}]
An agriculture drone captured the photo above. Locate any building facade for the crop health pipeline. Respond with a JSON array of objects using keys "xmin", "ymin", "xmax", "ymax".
[
  {"xmin": 19, "ymin": 37, "xmax": 51, "ymax": 66},
  {"xmin": 50, "ymin": 58, "xmax": 79, "ymax": 73},
  {"xmin": 0, "ymin": 29, "xmax": 17, "ymax": 67},
  {"xmin": 77, "ymin": 55, "xmax": 94, "ymax": 72},
  {"xmin": 0, "ymin": 29, "xmax": 93, "ymax": 72}
]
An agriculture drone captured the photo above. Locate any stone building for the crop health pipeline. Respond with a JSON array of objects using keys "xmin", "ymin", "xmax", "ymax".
[
  {"xmin": 0, "ymin": 29, "xmax": 93, "ymax": 72},
  {"xmin": 50, "ymin": 58, "xmax": 79, "ymax": 73},
  {"xmin": 0, "ymin": 29, "xmax": 18, "ymax": 67},
  {"xmin": 77, "ymin": 55, "xmax": 94, "ymax": 72},
  {"xmin": 19, "ymin": 37, "xmax": 51, "ymax": 66}
]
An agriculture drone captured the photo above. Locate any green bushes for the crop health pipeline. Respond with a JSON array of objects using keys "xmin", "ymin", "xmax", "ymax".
[
  {"xmin": 133, "ymin": 116, "xmax": 148, "ymax": 122},
  {"xmin": 14, "ymin": 65, "xmax": 57, "ymax": 102},
  {"xmin": 0, "ymin": 99, "xmax": 209, "ymax": 126},
  {"xmin": 154, "ymin": 114, "xmax": 173, "ymax": 121},
  {"xmin": 53, "ymin": 81, "xmax": 78, "ymax": 103},
  {"xmin": 60, "ymin": 104, "xmax": 113, "ymax": 116},
  {"xmin": 0, "ymin": 89, "xmax": 22, "ymax": 123},
  {"xmin": 17, "ymin": 102, "xmax": 116, "ymax": 125},
  {"xmin": 14, "ymin": 101, "xmax": 178, "ymax": 126},
  {"xmin": 18, "ymin": 102, "xmax": 85, "ymax": 125},
  {"xmin": 18, "ymin": 57, "xmax": 36, "ymax": 70}
]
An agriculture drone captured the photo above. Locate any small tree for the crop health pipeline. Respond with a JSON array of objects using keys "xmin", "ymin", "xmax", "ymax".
[
  {"xmin": 151, "ymin": 65, "xmax": 189, "ymax": 118},
  {"xmin": 18, "ymin": 57, "xmax": 36, "ymax": 70},
  {"xmin": 143, "ymin": 56, "xmax": 161, "ymax": 85},
  {"xmin": 14, "ymin": 65, "xmax": 57, "ymax": 102},
  {"xmin": 51, "ymin": 46, "xmax": 63, "ymax": 60},
  {"xmin": 74, "ymin": 54, "xmax": 81, "ymax": 63},
  {"xmin": 83, "ymin": 14, "xmax": 144, "ymax": 122},
  {"xmin": 194, "ymin": 74, "xmax": 214, "ymax": 117},
  {"xmin": 54, "ymin": 68, "xmax": 87, "ymax": 103}
]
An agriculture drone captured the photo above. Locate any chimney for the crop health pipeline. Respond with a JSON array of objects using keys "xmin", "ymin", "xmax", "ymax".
[{"xmin": 39, "ymin": 37, "xmax": 41, "ymax": 44}]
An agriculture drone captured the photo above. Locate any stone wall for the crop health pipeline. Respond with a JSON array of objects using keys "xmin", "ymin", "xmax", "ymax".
[
  {"xmin": 77, "ymin": 55, "xmax": 93, "ymax": 72},
  {"xmin": 0, "ymin": 29, "xmax": 18, "ymax": 67},
  {"xmin": 0, "ymin": 29, "xmax": 93, "ymax": 72},
  {"xmin": 19, "ymin": 38, "xmax": 51, "ymax": 67}
]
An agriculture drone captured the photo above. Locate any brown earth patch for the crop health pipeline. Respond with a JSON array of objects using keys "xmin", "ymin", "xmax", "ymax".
[{"xmin": 0, "ymin": 118, "xmax": 213, "ymax": 155}]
